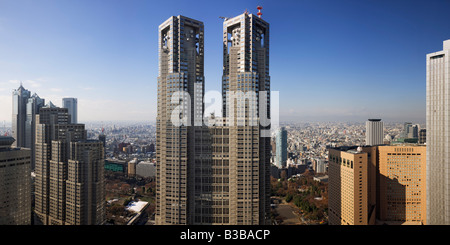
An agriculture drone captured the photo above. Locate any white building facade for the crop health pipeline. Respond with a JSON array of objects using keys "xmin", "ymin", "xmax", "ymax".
[{"xmin": 426, "ymin": 39, "xmax": 450, "ymax": 225}]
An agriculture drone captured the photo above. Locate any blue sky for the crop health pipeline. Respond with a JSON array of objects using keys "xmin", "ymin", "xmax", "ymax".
[{"xmin": 1, "ymin": 0, "xmax": 449, "ymax": 123}]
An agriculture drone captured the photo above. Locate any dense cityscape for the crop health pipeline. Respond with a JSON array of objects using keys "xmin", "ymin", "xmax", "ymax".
[
  {"xmin": 1, "ymin": 1, "xmax": 450, "ymax": 242},
  {"xmin": 0, "ymin": 117, "xmax": 429, "ymax": 226}
]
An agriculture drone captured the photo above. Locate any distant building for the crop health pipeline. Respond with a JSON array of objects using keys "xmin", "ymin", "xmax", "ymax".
[
  {"xmin": 313, "ymin": 158, "xmax": 327, "ymax": 174},
  {"xmin": 118, "ymin": 142, "xmax": 130, "ymax": 153},
  {"xmin": 275, "ymin": 127, "xmax": 287, "ymax": 168},
  {"xmin": 105, "ymin": 159, "xmax": 126, "ymax": 173},
  {"xmin": 419, "ymin": 129, "xmax": 426, "ymax": 144},
  {"xmin": 402, "ymin": 122, "xmax": 412, "ymax": 138},
  {"xmin": 128, "ymin": 158, "xmax": 137, "ymax": 177},
  {"xmin": 0, "ymin": 136, "xmax": 31, "ymax": 225},
  {"xmin": 149, "ymin": 143, "xmax": 155, "ymax": 152},
  {"xmin": 426, "ymin": 39, "xmax": 450, "ymax": 225},
  {"xmin": 313, "ymin": 176, "xmax": 328, "ymax": 183},
  {"xmin": 25, "ymin": 93, "xmax": 45, "ymax": 169},
  {"xmin": 62, "ymin": 98, "xmax": 78, "ymax": 124},
  {"xmin": 408, "ymin": 124, "xmax": 419, "ymax": 139},
  {"xmin": 12, "ymin": 84, "xmax": 31, "ymax": 147},
  {"xmin": 366, "ymin": 119, "xmax": 383, "ymax": 146},
  {"xmin": 136, "ymin": 161, "xmax": 156, "ymax": 178},
  {"xmin": 402, "ymin": 122, "xmax": 419, "ymax": 139}
]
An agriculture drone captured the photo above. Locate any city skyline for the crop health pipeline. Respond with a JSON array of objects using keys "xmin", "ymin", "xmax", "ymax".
[
  {"xmin": 3, "ymin": 0, "xmax": 450, "ymax": 232},
  {"xmin": 1, "ymin": 0, "xmax": 450, "ymax": 123}
]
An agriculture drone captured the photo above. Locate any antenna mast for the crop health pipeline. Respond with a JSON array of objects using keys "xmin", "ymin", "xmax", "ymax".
[{"xmin": 257, "ymin": 6, "xmax": 263, "ymax": 18}]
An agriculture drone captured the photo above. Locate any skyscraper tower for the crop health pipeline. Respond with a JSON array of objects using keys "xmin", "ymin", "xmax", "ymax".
[
  {"xmin": 34, "ymin": 104, "xmax": 105, "ymax": 225},
  {"xmin": 12, "ymin": 85, "xmax": 44, "ymax": 169},
  {"xmin": 25, "ymin": 93, "xmax": 45, "ymax": 169},
  {"xmin": 11, "ymin": 84, "xmax": 31, "ymax": 147},
  {"xmin": 155, "ymin": 15, "xmax": 205, "ymax": 225},
  {"xmin": 365, "ymin": 119, "xmax": 383, "ymax": 146},
  {"xmin": 156, "ymin": 9, "xmax": 271, "ymax": 225},
  {"xmin": 275, "ymin": 127, "xmax": 287, "ymax": 168},
  {"xmin": 62, "ymin": 98, "xmax": 78, "ymax": 124},
  {"xmin": 426, "ymin": 39, "xmax": 450, "ymax": 225},
  {"xmin": 66, "ymin": 140, "xmax": 105, "ymax": 225},
  {"xmin": 220, "ymin": 10, "xmax": 271, "ymax": 225}
]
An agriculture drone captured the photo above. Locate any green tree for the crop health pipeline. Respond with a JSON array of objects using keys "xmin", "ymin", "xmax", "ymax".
[{"xmin": 285, "ymin": 194, "xmax": 293, "ymax": 203}]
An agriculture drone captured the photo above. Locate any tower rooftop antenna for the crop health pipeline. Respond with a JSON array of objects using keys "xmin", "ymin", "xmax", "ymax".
[{"xmin": 257, "ymin": 6, "xmax": 263, "ymax": 18}]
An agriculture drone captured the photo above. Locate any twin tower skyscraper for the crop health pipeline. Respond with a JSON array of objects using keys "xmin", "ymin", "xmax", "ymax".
[{"xmin": 156, "ymin": 11, "xmax": 272, "ymax": 225}]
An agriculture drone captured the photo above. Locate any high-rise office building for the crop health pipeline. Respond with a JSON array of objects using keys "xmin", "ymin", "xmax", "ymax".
[
  {"xmin": 12, "ymin": 85, "xmax": 44, "ymax": 169},
  {"xmin": 66, "ymin": 140, "xmax": 105, "ymax": 225},
  {"xmin": 328, "ymin": 146, "xmax": 373, "ymax": 225},
  {"xmin": 328, "ymin": 144, "xmax": 427, "ymax": 225},
  {"xmin": 409, "ymin": 125, "xmax": 419, "ymax": 139},
  {"xmin": 11, "ymin": 84, "xmax": 31, "ymax": 147},
  {"xmin": 25, "ymin": 93, "xmax": 45, "ymax": 169},
  {"xmin": 365, "ymin": 119, "xmax": 384, "ymax": 146},
  {"xmin": 155, "ymin": 15, "xmax": 205, "ymax": 225},
  {"xmin": 378, "ymin": 145, "xmax": 426, "ymax": 225},
  {"xmin": 62, "ymin": 98, "xmax": 78, "ymax": 124},
  {"xmin": 426, "ymin": 39, "xmax": 450, "ymax": 225},
  {"xmin": 0, "ymin": 136, "xmax": 31, "ymax": 225},
  {"xmin": 219, "ymin": 11, "xmax": 271, "ymax": 225},
  {"xmin": 419, "ymin": 129, "xmax": 426, "ymax": 144},
  {"xmin": 34, "ymin": 105, "xmax": 105, "ymax": 225},
  {"xmin": 402, "ymin": 122, "xmax": 412, "ymax": 138},
  {"xmin": 402, "ymin": 122, "xmax": 419, "ymax": 139},
  {"xmin": 156, "ymin": 10, "xmax": 271, "ymax": 225},
  {"xmin": 275, "ymin": 127, "xmax": 287, "ymax": 168}
]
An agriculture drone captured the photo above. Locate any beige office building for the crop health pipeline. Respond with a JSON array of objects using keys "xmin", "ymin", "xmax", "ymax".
[
  {"xmin": 426, "ymin": 39, "xmax": 450, "ymax": 225},
  {"xmin": 34, "ymin": 105, "xmax": 105, "ymax": 225},
  {"xmin": 378, "ymin": 145, "xmax": 426, "ymax": 225},
  {"xmin": 328, "ymin": 147, "xmax": 373, "ymax": 225},
  {"xmin": 128, "ymin": 158, "xmax": 137, "ymax": 177},
  {"xmin": 66, "ymin": 141, "xmax": 105, "ymax": 225},
  {"xmin": 0, "ymin": 136, "xmax": 31, "ymax": 225},
  {"xmin": 328, "ymin": 144, "xmax": 427, "ymax": 225}
]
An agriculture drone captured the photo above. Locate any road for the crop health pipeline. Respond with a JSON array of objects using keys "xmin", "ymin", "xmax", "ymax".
[{"xmin": 275, "ymin": 204, "xmax": 302, "ymax": 225}]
